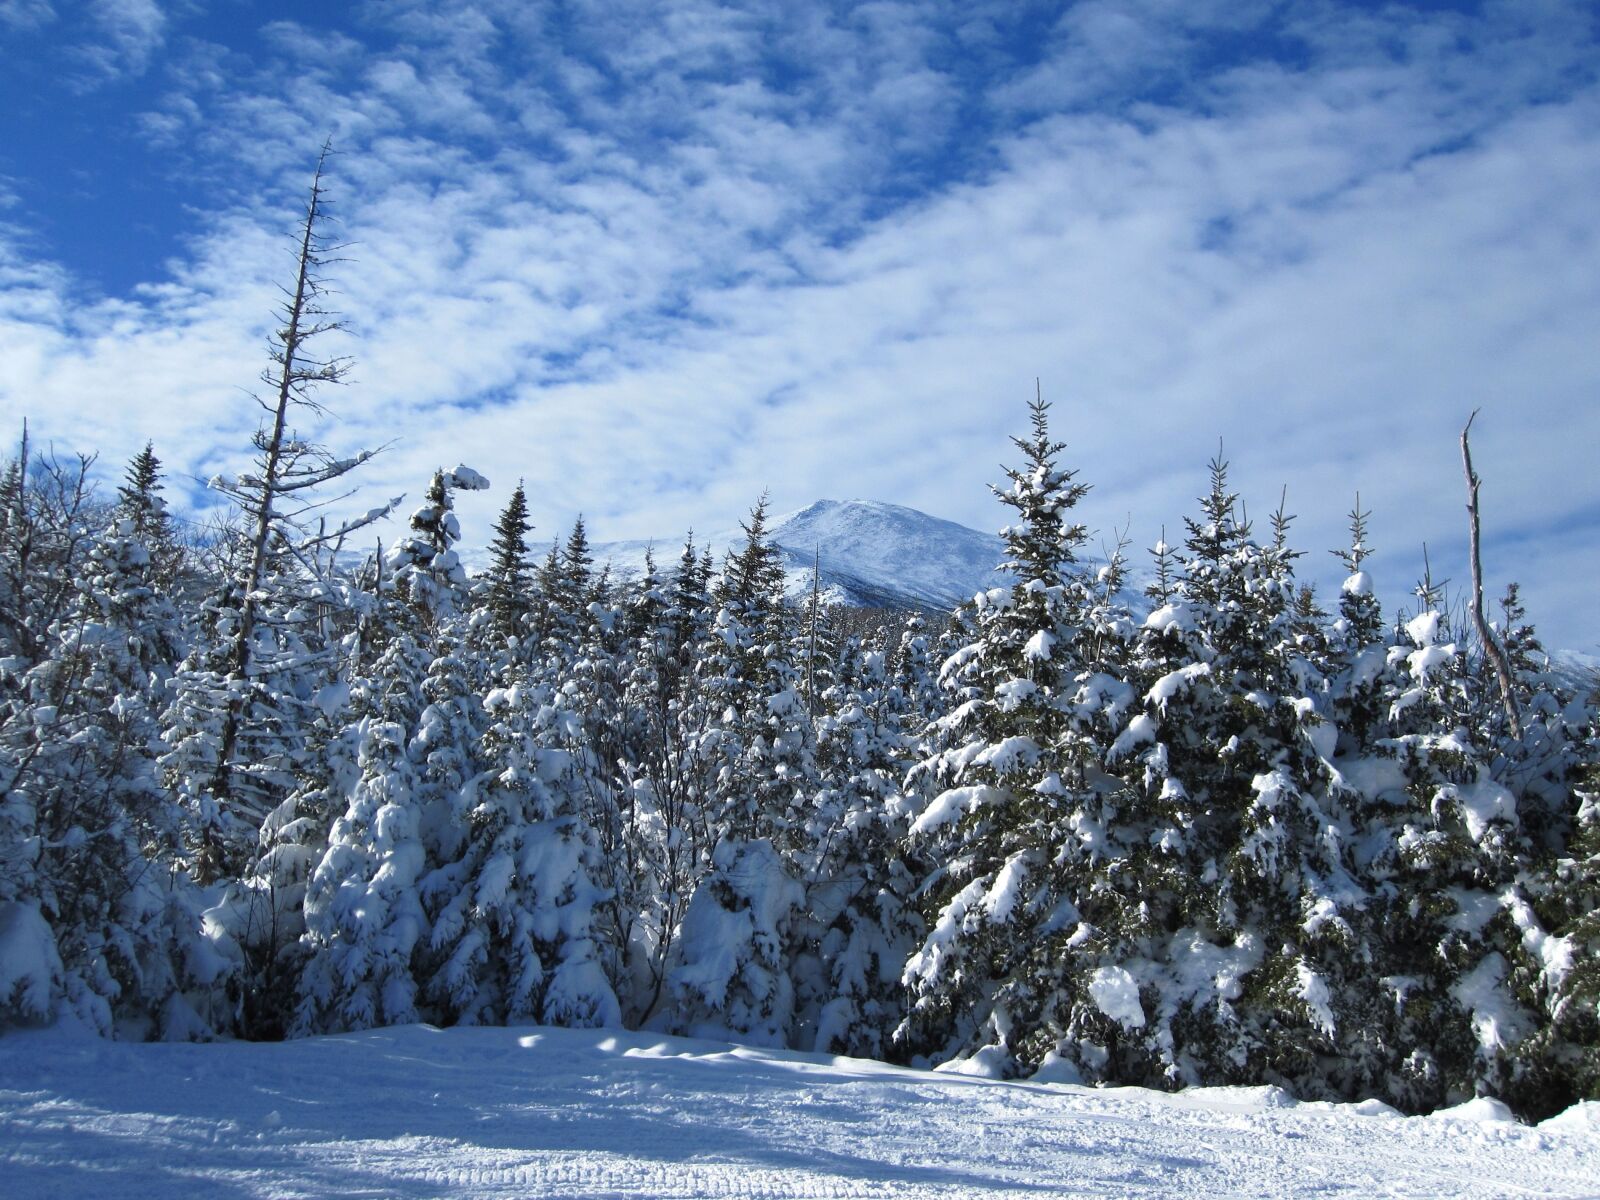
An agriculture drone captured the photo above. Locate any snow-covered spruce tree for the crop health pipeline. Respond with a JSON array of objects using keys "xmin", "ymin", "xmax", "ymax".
[
  {"xmin": 235, "ymin": 538, "xmax": 396, "ymax": 1039},
  {"xmin": 1514, "ymin": 727, "xmax": 1599, "ymax": 1115},
  {"xmin": 898, "ymin": 392, "xmax": 1143, "ymax": 1080},
  {"xmin": 1317, "ymin": 504, "xmax": 1560, "ymax": 1113},
  {"xmin": 1206, "ymin": 489, "xmax": 1358, "ymax": 1099},
  {"xmin": 1343, "ymin": 508, "xmax": 1595, "ymax": 1120},
  {"xmin": 726, "ymin": 503, "xmax": 818, "ymax": 860},
  {"xmin": 802, "ymin": 627, "xmax": 923, "ymax": 1057},
  {"xmin": 1390, "ymin": 419, "xmax": 1594, "ymax": 1114},
  {"xmin": 287, "ymin": 466, "xmax": 486, "ymax": 1037},
  {"xmin": 116, "ymin": 442, "xmax": 186, "ymax": 598},
  {"xmin": 162, "ymin": 146, "xmax": 394, "ymax": 888},
  {"xmin": 409, "ymin": 622, "xmax": 487, "ymax": 960},
  {"xmin": 0, "ymin": 462, "xmax": 217, "ymax": 1039},
  {"xmin": 1487, "ymin": 592, "xmax": 1598, "ymax": 1118},
  {"xmin": 472, "ymin": 481, "xmax": 533, "ymax": 679},
  {"xmin": 291, "ymin": 629, "xmax": 430, "ymax": 1036},
  {"xmin": 242, "ymin": 679, "xmax": 362, "ymax": 1038},
  {"xmin": 784, "ymin": 586, "xmax": 844, "ymax": 1043},
  {"xmin": 614, "ymin": 535, "xmax": 717, "ymax": 1023},
  {"xmin": 529, "ymin": 542, "xmax": 562, "ymax": 646},
  {"xmin": 525, "ymin": 517, "xmax": 639, "ymax": 1024},
  {"xmin": 388, "ymin": 469, "xmax": 496, "ymax": 1005},
  {"xmin": 565, "ymin": 548, "xmax": 660, "ymax": 1015},
  {"xmin": 663, "ymin": 497, "xmax": 807, "ymax": 1046},
  {"xmin": 529, "ymin": 516, "xmax": 595, "ymax": 655},
  {"xmin": 573, "ymin": 547, "xmax": 662, "ymax": 1020},
  {"xmin": 1103, "ymin": 457, "xmax": 1353, "ymax": 1095},
  {"xmin": 1320, "ymin": 551, "xmax": 1540, "ymax": 1112},
  {"xmin": 388, "ymin": 466, "xmax": 491, "ymax": 636},
  {"xmin": 1410, "ymin": 584, "xmax": 1589, "ymax": 1116},
  {"xmin": 891, "ymin": 614, "xmax": 944, "ymax": 740},
  {"xmin": 1325, "ymin": 497, "xmax": 1386, "ymax": 749},
  {"xmin": 1297, "ymin": 500, "xmax": 1416, "ymax": 1101},
  {"xmin": 421, "ymin": 527, "xmax": 620, "ymax": 1030},
  {"xmin": 796, "ymin": 558, "xmax": 838, "ymax": 721}
]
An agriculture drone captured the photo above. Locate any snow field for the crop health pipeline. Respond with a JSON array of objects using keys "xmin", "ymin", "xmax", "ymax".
[{"xmin": 2, "ymin": 1023, "xmax": 1595, "ymax": 1199}]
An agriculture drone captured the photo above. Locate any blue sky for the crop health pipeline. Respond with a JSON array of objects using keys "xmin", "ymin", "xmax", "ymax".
[{"xmin": 1, "ymin": 0, "xmax": 1597, "ymax": 648}]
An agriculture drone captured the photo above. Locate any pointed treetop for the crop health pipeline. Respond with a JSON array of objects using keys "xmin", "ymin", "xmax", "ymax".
[
  {"xmin": 116, "ymin": 442, "xmax": 170, "ymax": 536},
  {"xmin": 1183, "ymin": 444, "xmax": 1247, "ymax": 562},
  {"xmin": 484, "ymin": 480, "xmax": 533, "ymax": 634},
  {"xmin": 1332, "ymin": 493, "xmax": 1373, "ymax": 575},
  {"xmin": 722, "ymin": 491, "xmax": 785, "ymax": 610},
  {"xmin": 1146, "ymin": 524, "xmax": 1176, "ymax": 605},
  {"xmin": 563, "ymin": 514, "xmax": 593, "ymax": 585},
  {"xmin": 993, "ymin": 385, "xmax": 1088, "ymax": 584}
]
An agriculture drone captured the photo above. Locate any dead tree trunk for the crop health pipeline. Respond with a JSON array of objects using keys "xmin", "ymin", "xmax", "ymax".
[
  {"xmin": 1460, "ymin": 410, "xmax": 1521, "ymax": 741},
  {"xmin": 200, "ymin": 141, "xmax": 393, "ymax": 869}
]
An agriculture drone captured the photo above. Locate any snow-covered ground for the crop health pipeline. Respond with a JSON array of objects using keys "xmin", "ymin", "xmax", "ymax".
[{"xmin": 2, "ymin": 1024, "xmax": 1595, "ymax": 1199}]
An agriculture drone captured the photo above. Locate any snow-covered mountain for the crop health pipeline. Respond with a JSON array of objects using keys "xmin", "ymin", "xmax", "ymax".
[
  {"xmin": 1550, "ymin": 648, "xmax": 1600, "ymax": 694},
  {"xmin": 593, "ymin": 499, "xmax": 1007, "ymax": 611}
]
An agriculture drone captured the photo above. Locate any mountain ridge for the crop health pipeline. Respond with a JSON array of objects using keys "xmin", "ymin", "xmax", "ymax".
[{"xmin": 591, "ymin": 498, "xmax": 1007, "ymax": 611}]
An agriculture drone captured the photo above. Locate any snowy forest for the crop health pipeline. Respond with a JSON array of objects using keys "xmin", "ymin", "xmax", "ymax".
[{"xmin": 1, "ymin": 168, "xmax": 1596, "ymax": 1126}]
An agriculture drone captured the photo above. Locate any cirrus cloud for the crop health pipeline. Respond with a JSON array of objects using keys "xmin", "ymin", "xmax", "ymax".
[{"xmin": 0, "ymin": 0, "xmax": 1596, "ymax": 647}]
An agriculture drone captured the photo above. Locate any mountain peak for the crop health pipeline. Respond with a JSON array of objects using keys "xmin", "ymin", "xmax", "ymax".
[{"xmin": 595, "ymin": 499, "xmax": 1004, "ymax": 611}]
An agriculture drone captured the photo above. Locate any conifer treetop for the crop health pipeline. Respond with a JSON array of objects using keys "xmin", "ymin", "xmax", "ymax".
[{"xmin": 992, "ymin": 385, "xmax": 1089, "ymax": 586}]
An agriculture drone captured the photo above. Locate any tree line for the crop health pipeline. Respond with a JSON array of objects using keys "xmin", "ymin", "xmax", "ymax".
[{"xmin": 0, "ymin": 162, "xmax": 1594, "ymax": 1121}]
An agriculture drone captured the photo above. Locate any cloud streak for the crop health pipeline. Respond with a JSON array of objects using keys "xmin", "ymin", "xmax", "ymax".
[{"xmin": 0, "ymin": 0, "xmax": 1597, "ymax": 646}]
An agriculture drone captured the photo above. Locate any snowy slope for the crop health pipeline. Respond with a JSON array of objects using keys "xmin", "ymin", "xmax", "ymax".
[
  {"xmin": 2, "ymin": 1023, "xmax": 1595, "ymax": 1199},
  {"xmin": 593, "ymin": 499, "xmax": 1007, "ymax": 610},
  {"xmin": 1550, "ymin": 648, "xmax": 1600, "ymax": 695}
]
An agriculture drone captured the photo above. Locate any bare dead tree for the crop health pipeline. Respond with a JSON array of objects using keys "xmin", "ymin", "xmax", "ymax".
[
  {"xmin": 1460, "ymin": 410, "xmax": 1521, "ymax": 740},
  {"xmin": 204, "ymin": 141, "xmax": 397, "ymax": 836}
]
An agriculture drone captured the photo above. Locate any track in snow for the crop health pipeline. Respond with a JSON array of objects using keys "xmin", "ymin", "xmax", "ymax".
[{"xmin": 2, "ymin": 1023, "xmax": 1595, "ymax": 1199}]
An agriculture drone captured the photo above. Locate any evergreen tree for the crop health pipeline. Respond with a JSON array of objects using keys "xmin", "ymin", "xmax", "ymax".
[
  {"xmin": 614, "ymin": 535, "xmax": 716, "ymax": 1023},
  {"xmin": 0, "ymin": 490, "xmax": 213, "ymax": 1038},
  {"xmin": 293, "ymin": 636, "xmax": 429, "ymax": 1035},
  {"xmin": 0, "ymin": 432, "xmax": 102, "ymax": 669},
  {"xmin": 804, "ymin": 630, "xmax": 922, "ymax": 1057},
  {"xmin": 116, "ymin": 442, "xmax": 185, "ymax": 594},
  {"xmin": 898, "ymin": 392, "xmax": 1134, "ymax": 1078},
  {"xmin": 421, "ymin": 645, "xmax": 620, "ymax": 1029},
  {"xmin": 483, "ymin": 483, "xmax": 533, "ymax": 643},
  {"xmin": 665, "ymin": 497, "xmax": 807, "ymax": 1045},
  {"xmin": 1517, "ymin": 737, "xmax": 1599, "ymax": 1115},
  {"xmin": 387, "ymin": 466, "xmax": 491, "ymax": 636},
  {"xmin": 1106, "ymin": 459, "xmax": 1355, "ymax": 1093}
]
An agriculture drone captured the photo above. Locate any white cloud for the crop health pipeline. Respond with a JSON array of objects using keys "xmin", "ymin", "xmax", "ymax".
[
  {"xmin": 71, "ymin": 0, "xmax": 166, "ymax": 84},
  {"xmin": 0, "ymin": 0, "xmax": 52, "ymax": 32},
  {"xmin": 1, "ymin": 0, "xmax": 1597, "ymax": 647}
]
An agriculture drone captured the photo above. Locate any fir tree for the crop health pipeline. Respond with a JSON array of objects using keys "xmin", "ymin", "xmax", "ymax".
[
  {"xmin": 804, "ymin": 631, "xmax": 922, "ymax": 1057},
  {"xmin": 483, "ymin": 483, "xmax": 533, "ymax": 643},
  {"xmin": 293, "ymin": 634, "xmax": 430, "ymax": 1035},
  {"xmin": 613, "ymin": 535, "xmax": 716, "ymax": 1022},
  {"xmin": 421, "ymin": 645, "xmax": 620, "ymax": 1029},
  {"xmin": 665, "ymin": 497, "xmax": 808, "ymax": 1045},
  {"xmin": 116, "ymin": 442, "xmax": 185, "ymax": 593},
  {"xmin": 387, "ymin": 465, "xmax": 491, "ymax": 636},
  {"xmin": 899, "ymin": 390, "xmax": 1133, "ymax": 1078},
  {"xmin": 0, "ymin": 493, "xmax": 212, "ymax": 1038}
]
